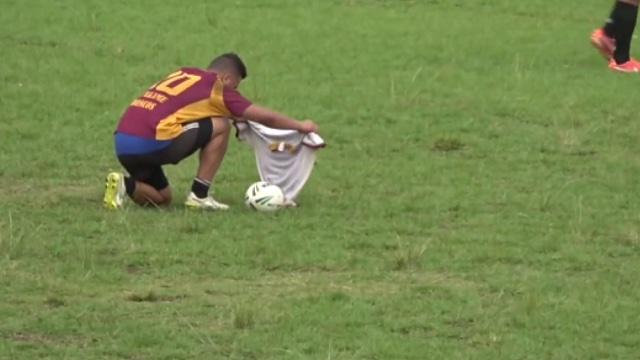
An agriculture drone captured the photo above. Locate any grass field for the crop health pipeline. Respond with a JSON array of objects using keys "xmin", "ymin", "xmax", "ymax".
[{"xmin": 2, "ymin": 0, "xmax": 640, "ymax": 358}]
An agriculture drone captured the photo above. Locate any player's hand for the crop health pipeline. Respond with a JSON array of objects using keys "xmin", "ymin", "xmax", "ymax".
[{"xmin": 298, "ymin": 120, "xmax": 319, "ymax": 134}]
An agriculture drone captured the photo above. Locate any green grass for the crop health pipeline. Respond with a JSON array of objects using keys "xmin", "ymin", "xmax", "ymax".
[{"xmin": 2, "ymin": 0, "xmax": 640, "ymax": 358}]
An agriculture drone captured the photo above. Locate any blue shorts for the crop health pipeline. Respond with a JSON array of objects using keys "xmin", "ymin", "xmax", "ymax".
[{"xmin": 114, "ymin": 119, "xmax": 213, "ymax": 190}]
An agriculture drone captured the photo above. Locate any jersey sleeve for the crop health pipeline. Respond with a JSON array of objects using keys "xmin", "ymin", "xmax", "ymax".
[{"xmin": 223, "ymin": 87, "xmax": 252, "ymax": 117}]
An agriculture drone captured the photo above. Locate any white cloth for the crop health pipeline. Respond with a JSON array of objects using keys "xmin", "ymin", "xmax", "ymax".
[{"xmin": 235, "ymin": 121, "xmax": 325, "ymax": 202}]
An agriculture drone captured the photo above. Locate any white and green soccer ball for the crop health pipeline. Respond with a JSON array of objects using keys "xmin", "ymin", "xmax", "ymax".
[{"xmin": 244, "ymin": 181, "xmax": 285, "ymax": 211}]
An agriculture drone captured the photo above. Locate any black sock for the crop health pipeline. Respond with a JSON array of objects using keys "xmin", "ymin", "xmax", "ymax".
[
  {"xmin": 124, "ymin": 176, "xmax": 136, "ymax": 197},
  {"xmin": 608, "ymin": 2, "xmax": 639, "ymax": 64},
  {"xmin": 604, "ymin": 3, "xmax": 621, "ymax": 37},
  {"xmin": 191, "ymin": 178, "xmax": 210, "ymax": 199}
]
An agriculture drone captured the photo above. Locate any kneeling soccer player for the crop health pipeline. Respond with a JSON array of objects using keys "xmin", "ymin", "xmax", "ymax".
[{"xmin": 103, "ymin": 53, "xmax": 319, "ymax": 210}]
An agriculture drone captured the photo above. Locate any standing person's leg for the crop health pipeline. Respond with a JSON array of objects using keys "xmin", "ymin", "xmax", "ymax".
[
  {"xmin": 592, "ymin": 1, "xmax": 640, "ymax": 72},
  {"xmin": 610, "ymin": 0, "xmax": 640, "ymax": 65}
]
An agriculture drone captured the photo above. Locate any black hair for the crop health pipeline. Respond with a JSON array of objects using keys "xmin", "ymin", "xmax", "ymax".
[{"xmin": 208, "ymin": 53, "xmax": 247, "ymax": 79}]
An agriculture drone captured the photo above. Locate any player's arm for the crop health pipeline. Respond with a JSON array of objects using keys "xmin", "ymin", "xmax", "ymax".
[{"xmin": 241, "ymin": 104, "xmax": 318, "ymax": 134}]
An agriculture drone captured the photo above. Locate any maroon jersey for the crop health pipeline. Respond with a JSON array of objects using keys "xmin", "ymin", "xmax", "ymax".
[{"xmin": 117, "ymin": 67, "xmax": 252, "ymax": 140}]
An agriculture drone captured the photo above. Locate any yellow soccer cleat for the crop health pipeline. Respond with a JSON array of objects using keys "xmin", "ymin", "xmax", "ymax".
[{"xmin": 103, "ymin": 172, "xmax": 126, "ymax": 209}]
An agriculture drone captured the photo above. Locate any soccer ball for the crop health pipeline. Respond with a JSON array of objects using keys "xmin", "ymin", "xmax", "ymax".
[{"xmin": 244, "ymin": 181, "xmax": 285, "ymax": 211}]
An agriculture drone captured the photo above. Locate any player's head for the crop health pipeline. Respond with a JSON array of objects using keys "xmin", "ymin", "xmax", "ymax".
[{"xmin": 208, "ymin": 53, "xmax": 247, "ymax": 89}]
